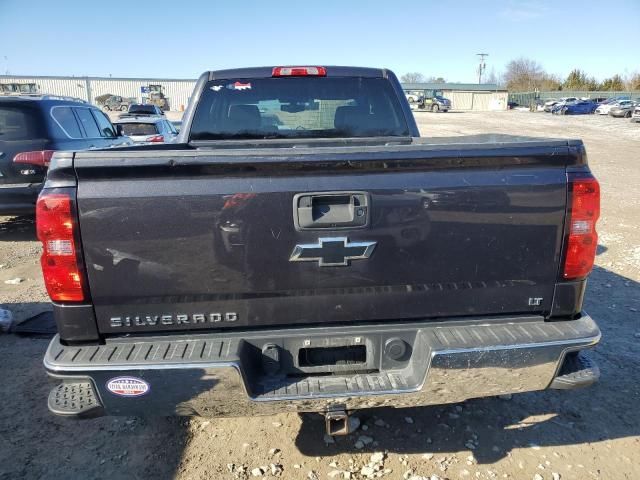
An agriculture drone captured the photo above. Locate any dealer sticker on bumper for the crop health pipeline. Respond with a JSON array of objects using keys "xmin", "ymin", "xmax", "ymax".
[{"xmin": 106, "ymin": 376, "xmax": 150, "ymax": 397}]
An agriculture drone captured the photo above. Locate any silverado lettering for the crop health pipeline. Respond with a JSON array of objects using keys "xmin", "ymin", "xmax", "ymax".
[{"xmin": 110, "ymin": 313, "xmax": 238, "ymax": 328}]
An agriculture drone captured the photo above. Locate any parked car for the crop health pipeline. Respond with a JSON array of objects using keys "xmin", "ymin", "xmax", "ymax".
[
  {"xmin": 0, "ymin": 95, "xmax": 131, "ymax": 215},
  {"xmin": 552, "ymin": 100, "xmax": 598, "ymax": 115},
  {"xmin": 102, "ymin": 95, "xmax": 135, "ymax": 112},
  {"xmin": 112, "ymin": 116, "xmax": 179, "ymax": 143},
  {"xmin": 588, "ymin": 97, "xmax": 610, "ymax": 104},
  {"xmin": 405, "ymin": 90, "xmax": 451, "ymax": 112},
  {"xmin": 608, "ymin": 101, "xmax": 636, "ymax": 118},
  {"xmin": 171, "ymin": 120, "xmax": 183, "ymax": 132},
  {"xmin": 41, "ymin": 66, "xmax": 601, "ymax": 433},
  {"xmin": 404, "ymin": 91, "xmax": 424, "ymax": 104},
  {"xmin": 595, "ymin": 100, "xmax": 633, "ymax": 115},
  {"xmin": 631, "ymin": 104, "xmax": 640, "ymax": 123},
  {"xmin": 121, "ymin": 104, "xmax": 165, "ymax": 117},
  {"xmin": 543, "ymin": 97, "xmax": 577, "ymax": 112}
]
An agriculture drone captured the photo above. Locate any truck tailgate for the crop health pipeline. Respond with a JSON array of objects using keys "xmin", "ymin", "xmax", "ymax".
[{"xmin": 74, "ymin": 140, "xmax": 573, "ymax": 335}]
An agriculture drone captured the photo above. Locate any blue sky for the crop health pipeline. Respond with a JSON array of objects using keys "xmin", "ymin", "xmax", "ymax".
[{"xmin": 0, "ymin": 0, "xmax": 637, "ymax": 82}]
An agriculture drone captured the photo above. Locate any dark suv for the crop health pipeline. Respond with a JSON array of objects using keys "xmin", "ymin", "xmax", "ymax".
[
  {"xmin": 0, "ymin": 95, "xmax": 131, "ymax": 216},
  {"xmin": 123, "ymin": 104, "xmax": 165, "ymax": 117}
]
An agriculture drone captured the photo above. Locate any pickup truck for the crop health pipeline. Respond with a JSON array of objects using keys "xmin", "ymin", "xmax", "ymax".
[{"xmin": 39, "ymin": 66, "xmax": 601, "ymax": 435}]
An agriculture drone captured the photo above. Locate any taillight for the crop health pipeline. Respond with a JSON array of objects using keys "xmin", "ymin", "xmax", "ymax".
[
  {"xmin": 563, "ymin": 173, "xmax": 600, "ymax": 280},
  {"xmin": 13, "ymin": 150, "xmax": 55, "ymax": 167},
  {"xmin": 147, "ymin": 135, "xmax": 164, "ymax": 143},
  {"xmin": 36, "ymin": 191, "xmax": 85, "ymax": 302},
  {"xmin": 272, "ymin": 66, "xmax": 327, "ymax": 77}
]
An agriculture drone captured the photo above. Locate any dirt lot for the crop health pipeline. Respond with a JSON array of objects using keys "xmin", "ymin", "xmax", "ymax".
[{"xmin": 1, "ymin": 111, "xmax": 638, "ymax": 480}]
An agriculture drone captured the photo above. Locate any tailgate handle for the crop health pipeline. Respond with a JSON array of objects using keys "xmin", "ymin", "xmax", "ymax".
[{"xmin": 295, "ymin": 192, "xmax": 369, "ymax": 230}]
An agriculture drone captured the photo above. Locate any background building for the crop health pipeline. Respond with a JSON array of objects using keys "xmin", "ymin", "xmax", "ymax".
[
  {"xmin": 1, "ymin": 75, "xmax": 508, "ymax": 112},
  {"xmin": 401, "ymin": 82, "xmax": 508, "ymax": 111},
  {"xmin": 0, "ymin": 75, "xmax": 196, "ymax": 111}
]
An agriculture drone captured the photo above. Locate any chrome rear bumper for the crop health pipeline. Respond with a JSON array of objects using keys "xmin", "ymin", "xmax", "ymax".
[{"xmin": 44, "ymin": 313, "xmax": 600, "ymax": 418}]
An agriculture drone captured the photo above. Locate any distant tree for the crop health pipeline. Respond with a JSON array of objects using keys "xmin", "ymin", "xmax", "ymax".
[
  {"xmin": 484, "ymin": 68, "xmax": 498, "ymax": 85},
  {"xmin": 95, "ymin": 93, "xmax": 114, "ymax": 105},
  {"xmin": 626, "ymin": 73, "xmax": 640, "ymax": 90},
  {"xmin": 600, "ymin": 75, "xmax": 625, "ymax": 91},
  {"xmin": 539, "ymin": 74, "xmax": 562, "ymax": 91},
  {"xmin": 400, "ymin": 72, "xmax": 425, "ymax": 83},
  {"xmin": 562, "ymin": 69, "xmax": 599, "ymax": 90},
  {"xmin": 503, "ymin": 57, "xmax": 545, "ymax": 91},
  {"xmin": 426, "ymin": 76, "xmax": 447, "ymax": 83}
]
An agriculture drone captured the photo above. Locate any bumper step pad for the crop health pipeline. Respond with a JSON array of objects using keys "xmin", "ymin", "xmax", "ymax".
[
  {"xmin": 48, "ymin": 382, "xmax": 104, "ymax": 418},
  {"xmin": 550, "ymin": 352, "xmax": 600, "ymax": 390}
]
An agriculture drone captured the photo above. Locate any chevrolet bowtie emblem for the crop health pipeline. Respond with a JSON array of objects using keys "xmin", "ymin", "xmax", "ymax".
[{"xmin": 289, "ymin": 237, "xmax": 376, "ymax": 267}]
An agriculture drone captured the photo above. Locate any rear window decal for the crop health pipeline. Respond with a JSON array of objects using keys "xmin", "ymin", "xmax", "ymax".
[{"xmin": 227, "ymin": 81, "xmax": 251, "ymax": 91}]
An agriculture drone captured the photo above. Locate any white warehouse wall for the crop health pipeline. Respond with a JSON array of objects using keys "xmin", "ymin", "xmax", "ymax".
[{"xmin": 0, "ymin": 75, "xmax": 197, "ymax": 111}]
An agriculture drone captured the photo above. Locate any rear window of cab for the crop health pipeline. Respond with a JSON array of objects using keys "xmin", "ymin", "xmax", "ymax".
[{"xmin": 190, "ymin": 77, "xmax": 409, "ymax": 141}]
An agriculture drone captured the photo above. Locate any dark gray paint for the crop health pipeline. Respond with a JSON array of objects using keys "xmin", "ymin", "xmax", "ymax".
[
  {"xmin": 69, "ymin": 140, "xmax": 580, "ymax": 336},
  {"xmin": 42, "ymin": 67, "xmax": 591, "ymax": 342}
]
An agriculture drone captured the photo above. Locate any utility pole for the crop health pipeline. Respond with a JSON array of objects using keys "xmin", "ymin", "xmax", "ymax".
[{"xmin": 476, "ymin": 53, "xmax": 488, "ymax": 84}]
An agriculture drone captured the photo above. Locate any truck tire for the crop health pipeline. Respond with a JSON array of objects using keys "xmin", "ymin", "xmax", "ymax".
[
  {"xmin": 408, "ymin": 97, "xmax": 415, "ymax": 104},
  {"xmin": 120, "ymin": 105, "xmax": 128, "ymax": 112},
  {"xmin": 625, "ymin": 111, "xmax": 631, "ymax": 118},
  {"xmin": 431, "ymin": 104, "xmax": 439, "ymax": 113},
  {"xmin": 103, "ymin": 105, "xmax": 111, "ymax": 111}
]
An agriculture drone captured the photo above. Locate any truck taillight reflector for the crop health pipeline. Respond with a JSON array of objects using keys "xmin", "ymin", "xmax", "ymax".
[
  {"xmin": 13, "ymin": 150, "xmax": 55, "ymax": 167},
  {"xmin": 272, "ymin": 66, "xmax": 327, "ymax": 77},
  {"xmin": 36, "ymin": 192, "xmax": 85, "ymax": 302},
  {"xmin": 563, "ymin": 173, "xmax": 600, "ymax": 280}
]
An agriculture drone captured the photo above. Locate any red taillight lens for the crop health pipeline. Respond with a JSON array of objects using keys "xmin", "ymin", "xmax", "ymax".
[
  {"xmin": 147, "ymin": 135, "xmax": 164, "ymax": 143},
  {"xmin": 36, "ymin": 192, "xmax": 85, "ymax": 302},
  {"xmin": 563, "ymin": 174, "xmax": 600, "ymax": 280},
  {"xmin": 13, "ymin": 150, "xmax": 55, "ymax": 167},
  {"xmin": 272, "ymin": 66, "xmax": 327, "ymax": 77}
]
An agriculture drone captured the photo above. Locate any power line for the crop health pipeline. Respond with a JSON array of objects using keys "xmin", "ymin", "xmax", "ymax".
[{"xmin": 476, "ymin": 53, "xmax": 489, "ymax": 84}]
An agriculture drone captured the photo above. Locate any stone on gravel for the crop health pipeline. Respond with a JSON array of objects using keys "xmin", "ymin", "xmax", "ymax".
[
  {"xmin": 268, "ymin": 448, "xmax": 280, "ymax": 456},
  {"xmin": 422, "ymin": 453, "xmax": 434, "ymax": 460},
  {"xmin": 370, "ymin": 451, "xmax": 385, "ymax": 463},
  {"xmin": 357, "ymin": 435, "xmax": 374, "ymax": 445},
  {"xmin": 404, "ymin": 417, "xmax": 414, "ymax": 424},
  {"xmin": 374, "ymin": 419, "xmax": 386, "ymax": 427},
  {"xmin": 272, "ymin": 422, "xmax": 282, "ymax": 427},
  {"xmin": 361, "ymin": 465, "xmax": 375, "ymax": 476},
  {"xmin": 0, "ymin": 308, "xmax": 13, "ymax": 332},
  {"xmin": 307, "ymin": 471, "xmax": 319, "ymax": 480},
  {"xmin": 552, "ymin": 474, "xmax": 561, "ymax": 480},
  {"xmin": 349, "ymin": 416, "xmax": 361, "ymax": 432},
  {"xmin": 270, "ymin": 464, "xmax": 283, "ymax": 476},
  {"xmin": 251, "ymin": 467, "xmax": 264, "ymax": 476},
  {"xmin": 4, "ymin": 278, "xmax": 23, "ymax": 285},
  {"xmin": 533, "ymin": 474, "xmax": 543, "ymax": 480}
]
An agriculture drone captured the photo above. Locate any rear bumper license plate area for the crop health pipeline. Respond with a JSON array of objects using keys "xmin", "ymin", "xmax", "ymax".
[{"xmin": 44, "ymin": 313, "xmax": 600, "ymax": 417}]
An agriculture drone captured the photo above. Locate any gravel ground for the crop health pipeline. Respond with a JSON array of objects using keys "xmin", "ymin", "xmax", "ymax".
[{"xmin": 0, "ymin": 110, "xmax": 638, "ymax": 480}]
